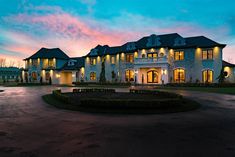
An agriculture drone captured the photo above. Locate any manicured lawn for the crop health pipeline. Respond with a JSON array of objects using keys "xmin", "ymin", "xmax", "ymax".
[{"xmin": 158, "ymin": 87, "xmax": 235, "ymax": 95}]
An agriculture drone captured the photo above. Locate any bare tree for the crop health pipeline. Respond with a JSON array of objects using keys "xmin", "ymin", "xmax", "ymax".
[
  {"xmin": 8, "ymin": 60, "xmax": 15, "ymax": 67},
  {"xmin": 17, "ymin": 61, "xmax": 23, "ymax": 68},
  {"xmin": 0, "ymin": 58, "xmax": 6, "ymax": 67}
]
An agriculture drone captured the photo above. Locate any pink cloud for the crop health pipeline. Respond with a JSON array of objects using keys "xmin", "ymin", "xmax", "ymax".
[{"xmin": 2, "ymin": 8, "xmax": 234, "ymax": 65}]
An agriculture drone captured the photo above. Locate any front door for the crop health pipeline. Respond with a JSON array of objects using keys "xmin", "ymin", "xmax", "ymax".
[{"xmin": 147, "ymin": 70, "xmax": 158, "ymax": 83}]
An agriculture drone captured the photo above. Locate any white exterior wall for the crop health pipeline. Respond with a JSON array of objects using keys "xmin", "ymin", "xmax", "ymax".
[
  {"xmin": 23, "ymin": 58, "xmax": 67, "ymax": 84},
  {"xmin": 84, "ymin": 46, "xmax": 224, "ymax": 84}
]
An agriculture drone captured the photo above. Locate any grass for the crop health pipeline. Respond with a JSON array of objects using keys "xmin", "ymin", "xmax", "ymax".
[
  {"xmin": 42, "ymin": 93, "xmax": 200, "ymax": 114},
  {"xmin": 157, "ymin": 86, "xmax": 235, "ymax": 95},
  {"xmin": 3, "ymin": 83, "xmax": 51, "ymax": 87}
]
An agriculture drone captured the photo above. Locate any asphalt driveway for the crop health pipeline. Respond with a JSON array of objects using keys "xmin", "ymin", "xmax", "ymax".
[{"xmin": 0, "ymin": 86, "xmax": 235, "ymax": 157}]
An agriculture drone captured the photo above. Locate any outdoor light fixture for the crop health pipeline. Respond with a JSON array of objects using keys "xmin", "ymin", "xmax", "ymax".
[{"xmin": 162, "ymin": 69, "xmax": 167, "ymax": 75}]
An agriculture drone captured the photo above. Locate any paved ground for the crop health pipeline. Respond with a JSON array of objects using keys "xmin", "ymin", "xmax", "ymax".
[{"xmin": 0, "ymin": 86, "xmax": 235, "ymax": 157}]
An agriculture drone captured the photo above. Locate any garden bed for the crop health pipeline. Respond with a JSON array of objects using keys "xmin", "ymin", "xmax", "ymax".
[{"xmin": 43, "ymin": 89, "xmax": 200, "ymax": 114}]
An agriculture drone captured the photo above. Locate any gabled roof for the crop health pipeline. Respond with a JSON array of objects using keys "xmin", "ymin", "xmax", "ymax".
[
  {"xmin": 60, "ymin": 57, "xmax": 85, "ymax": 71},
  {"xmin": 185, "ymin": 36, "xmax": 226, "ymax": 48},
  {"xmin": 223, "ymin": 60, "xmax": 235, "ymax": 67},
  {"xmin": 24, "ymin": 48, "xmax": 70, "ymax": 60},
  {"xmin": 85, "ymin": 33, "xmax": 226, "ymax": 57}
]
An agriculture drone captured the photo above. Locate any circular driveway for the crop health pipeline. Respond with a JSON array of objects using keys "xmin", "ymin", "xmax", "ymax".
[{"xmin": 0, "ymin": 86, "xmax": 235, "ymax": 157}]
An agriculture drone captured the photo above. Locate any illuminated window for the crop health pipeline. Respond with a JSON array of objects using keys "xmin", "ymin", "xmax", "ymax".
[
  {"xmin": 174, "ymin": 68, "xmax": 185, "ymax": 83},
  {"xmin": 202, "ymin": 50, "xmax": 213, "ymax": 60},
  {"xmin": 174, "ymin": 51, "xmax": 184, "ymax": 61},
  {"xmin": 125, "ymin": 70, "xmax": 134, "ymax": 82},
  {"xmin": 111, "ymin": 56, "xmax": 115, "ymax": 64},
  {"xmin": 202, "ymin": 70, "xmax": 213, "ymax": 83},
  {"xmin": 126, "ymin": 54, "xmax": 134, "ymax": 63},
  {"xmin": 90, "ymin": 58, "xmax": 96, "ymax": 65},
  {"xmin": 48, "ymin": 59, "xmax": 54, "ymax": 68},
  {"xmin": 147, "ymin": 53, "xmax": 157, "ymax": 58},
  {"xmin": 90, "ymin": 72, "xmax": 96, "ymax": 81},
  {"xmin": 31, "ymin": 72, "xmax": 37, "ymax": 80},
  {"xmin": 147, "ymin": 70, "xmax": 158, "ymax": 83}
]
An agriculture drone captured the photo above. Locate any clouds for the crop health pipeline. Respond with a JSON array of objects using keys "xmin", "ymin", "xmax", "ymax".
[{"xmin": 0, "ymin": 0, "xmax": 235, "ymax": 64}]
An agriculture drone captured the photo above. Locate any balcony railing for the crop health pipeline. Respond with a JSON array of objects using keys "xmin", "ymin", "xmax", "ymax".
[{"xmin": 134, "ymin": 56, "xmax": 168, "ymax": 64}]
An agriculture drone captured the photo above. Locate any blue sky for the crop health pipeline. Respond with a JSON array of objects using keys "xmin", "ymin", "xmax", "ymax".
[{"xmin": 0, "ymin": 0, "xmax": 235, "ymax": 65}]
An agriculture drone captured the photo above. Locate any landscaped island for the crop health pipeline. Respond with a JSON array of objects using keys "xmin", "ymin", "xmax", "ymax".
[{"xmin": 43, "ymin": 88, "xmax": 200, "ymax": 114}]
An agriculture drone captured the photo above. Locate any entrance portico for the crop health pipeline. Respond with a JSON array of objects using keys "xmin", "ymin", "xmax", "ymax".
[{"xmin": 134, "ymin": 66, "xmax": 169, "ymax": 84}]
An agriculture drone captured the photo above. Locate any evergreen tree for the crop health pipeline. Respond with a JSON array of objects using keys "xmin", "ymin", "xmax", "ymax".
[
  {"xmin": 217, "ymin": 68, "xmax": 225, "ymax": 84},
  {"xmin": 99, "ymin": 57, "xmax": 106, "ymax": 83},
  {"xmin": 49, "ymin": 76, "xmax": 52, "ymax": 85}
]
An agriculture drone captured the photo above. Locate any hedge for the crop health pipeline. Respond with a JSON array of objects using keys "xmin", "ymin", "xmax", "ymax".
[
  {"xmin": 80, "ymin": 98, "xmax": 185, "ymax": 109},
  {"xmin": 129, "ymin": 89, "xmax": 182, "ymax": 99},
  {"xmin": 73, "ymin": 88, "xmax": 116, "ymax": 93},
  {"xmin": 52, "ymin": 90, "xmax": 71, "ymax": 104},
  {"xmin": 72, "ymin": 82, "xmax": 131, "ymax": 86},
  {"xmin": 166, "ymin": 83, "xmax": 235, "ymax": 87}
]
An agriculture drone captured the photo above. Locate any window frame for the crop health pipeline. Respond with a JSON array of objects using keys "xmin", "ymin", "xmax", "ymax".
[
  {"xmin": 90, "ymin": 72, "xmax": 96, "ymax": 81},
  {"xmin": 147, "ymin": 70, "xmax": 158, "ymax": 83},
  {"xmin": 202, "ymin": 70, "xmax": 213, "ymax": 83},
  {"xmin": 147, "ymin": 53, "xmax": 158, "ymax": 58},
  {"xmin": 174, "ymin": 51, "xmax": 184, "ymax": 61},
  {"xmin": 90, "ymin": 58, "xmax": 97, "ymax": 65},
  {"xmin": 126, "ymin": 54, "xmax": 134, "ymax": 63},
  {"xmin": 173, "ymin": 68, "xmax": 185, "ymax": 83},
  {"xmin": 111, "ymin": 56, "xmax": 115, "ymax": 64},
  {"xmin": 202, "ymin": 49, "xmax": 213, "ymax": 60},
  {"xmin": 125, "ymin": 70, "xmax": 134, "ymax": 82}
]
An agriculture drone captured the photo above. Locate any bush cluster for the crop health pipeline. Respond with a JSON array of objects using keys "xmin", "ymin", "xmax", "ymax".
[
  {"xmin": 72, "ymin": 82, "xmax": 131, "ymax": 86},
  {"xmin": 166, "ymin": 83, "xmax": 235, "ymax": 87},
  {"xmin": 52, "ymin": 90, "xmax": 71, "ymax": 104},
  {"xmin": 73, "ymin": 88, "xmax": 116, "ymax": 93},
  {"xmin": 80, "ymin": 98, "xmax": 184, "ymax": 109},
  {"xmin": 129, "ymin": 89, "xmax": 182, "ymax": 99}
]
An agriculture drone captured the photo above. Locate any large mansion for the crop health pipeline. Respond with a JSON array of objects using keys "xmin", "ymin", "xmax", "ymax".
[{"xmin": 22, "ymin": 33, "xmax": 235, "ymax": 84}]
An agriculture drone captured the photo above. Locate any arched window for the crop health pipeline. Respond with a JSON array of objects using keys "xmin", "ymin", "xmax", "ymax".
[
  {"xmin": 147, "ymin": 70, "xmax": 158, "ymax": 83},
  {"xmin": 202, "ymin": 70, "xmax": 213, "ymax": 83},
  {"xmin": 173, "ymin": 68, "xmax": 185, "ymax": 83},
  {"xmin": 90, "ymin": 72, "xmax": 96, "ymax": 81}
]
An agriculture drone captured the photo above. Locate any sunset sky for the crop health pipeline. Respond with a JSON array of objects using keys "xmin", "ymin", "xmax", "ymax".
[{"xmin": 0, "ymin": 0, "xmax": 235, "ymax": 66}]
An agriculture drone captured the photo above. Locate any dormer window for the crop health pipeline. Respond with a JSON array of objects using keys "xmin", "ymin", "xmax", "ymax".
[
  {"xmin": 126, "ymin": 42, "xmax": 136, "ymax": 51},
  {"xmin": 90, "ymin": 49, "xmax": 98, "ymax": 56},
  {"xmin": 68, "ymin": 61, "xmax": 74, "ymax": 66},
  {"xmin": 146, "ymin": 35, "xmax": 161, "ymax": 47},
  {"xmin": 174, "ymin": 37, "xmax": 186, "ymax": 46}
]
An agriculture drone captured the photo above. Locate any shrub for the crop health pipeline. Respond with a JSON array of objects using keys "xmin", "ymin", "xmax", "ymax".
[
  {"xmin": 129, "ymin": 89, "xmax": 182, "ymax": 99},
  {"xmin": 73, "ymin": 88, "xmax": 116, "ymax": 93},
  {"xmin": 80, "ymin": 98, "xmax": 184, "ymax": 109},
  {"xmin": 52, "ymin": 90, "xmax": 71, "ymax": 104}
]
